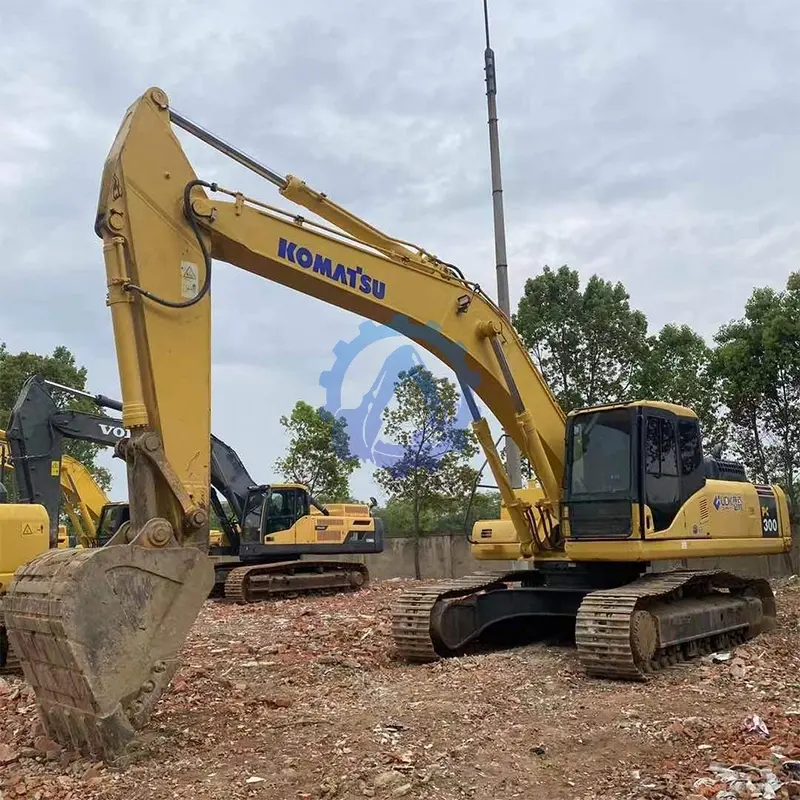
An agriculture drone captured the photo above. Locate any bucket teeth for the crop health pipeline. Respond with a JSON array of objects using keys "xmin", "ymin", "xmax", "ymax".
[{"xmin": 4, "ymin": 544, "xmax": 214, "ymax": 760}]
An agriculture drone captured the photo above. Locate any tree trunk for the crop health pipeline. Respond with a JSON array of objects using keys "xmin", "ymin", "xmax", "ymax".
[
  {"xmin": 413, "ymin": 478, "xmax": 421, "ymax": 579},
  {"xmin": 750, "ymin": 408, "xmax": 768, "ymax": 482}
]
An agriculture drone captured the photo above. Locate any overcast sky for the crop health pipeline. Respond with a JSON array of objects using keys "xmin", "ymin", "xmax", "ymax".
[{"xmin": 2, "ymin": 0, "xmax": 799, "ymax": 502}]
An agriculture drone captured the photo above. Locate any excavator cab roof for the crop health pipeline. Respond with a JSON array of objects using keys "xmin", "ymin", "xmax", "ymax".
[{"xmin": 567, "ymin": 400, "xmax": 698, "ymax": 420}]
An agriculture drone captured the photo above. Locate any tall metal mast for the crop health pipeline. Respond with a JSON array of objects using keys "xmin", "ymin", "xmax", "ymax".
[{"xmin": 483, "ymin": 0, "xmax": 522, "ymax": 489}]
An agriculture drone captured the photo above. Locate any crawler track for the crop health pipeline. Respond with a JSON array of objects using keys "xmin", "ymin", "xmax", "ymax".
[
  {"xmin": 224, "ymin": 560, "xmax": 370, "ymax": 604},
  {"xmin": 391, "ymin": 571, "xmax": 515, "ymax": 661},
  {"xmin": 391, "ymin": 569, "xmax": 777, "ymax": 680},
  {"xmin": 575, "ymin": 569, "xmax": 776, "ymax": 680}
]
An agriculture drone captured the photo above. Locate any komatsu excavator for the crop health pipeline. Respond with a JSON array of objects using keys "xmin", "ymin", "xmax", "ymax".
[{"xmin": 5, "ymin": 87, "xmax": 791, "ymax": 760}]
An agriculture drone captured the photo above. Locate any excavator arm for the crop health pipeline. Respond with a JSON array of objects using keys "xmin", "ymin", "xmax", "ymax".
[{"xmin": 5, "ymin": 87, "xmax": 566, "ymax": 759}]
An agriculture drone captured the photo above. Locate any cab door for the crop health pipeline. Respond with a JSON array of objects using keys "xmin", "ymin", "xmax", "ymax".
[
  {"xmin": 642, "ymin": 411, "xmax": 681, "ymax": 533},
  {"xmin": 260, "ymin": 488, "xmax": 308, "ymax": 544}
]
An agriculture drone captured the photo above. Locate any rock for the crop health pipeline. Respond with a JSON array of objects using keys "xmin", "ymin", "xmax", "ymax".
[
  {"xmin": 281, "ymin": 767, "xmax": 298, "ymax": 779},
  {"xmin": 82, "ymin": 762, "xmax": 105, "ymax": 781},
  {"xmin": 0, "ymin": 742, "xmax": 19, "ymax": 764},
  {"xmin": 665, "ymin": 722, "xmax": 685, "ymax": 738},
  {"xmin": 374, "ymin": 771, "xmax": 402, "ymax": 788},
  {"xmin": 33, "ymin": 736, "xmax": 60, "ymax": 755},
  {"xmin": 264, "ymin": 695, "xmax": 293, "ymax": 709},
  {"xmin": 246, "ymin": 776, "xmax": 266, "ymax": 784},
  {"xmin": 392, "ymin": 785, "xmax": 412, "ymax": 797},
  {"xmin": 730, "ymin": 657, "xmax": 747, "ymax": 680}
]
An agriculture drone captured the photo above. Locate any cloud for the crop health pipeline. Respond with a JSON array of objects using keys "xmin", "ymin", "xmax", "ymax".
[{"xmin": 2, "ymin": 0, "xmax": 799, "ymax": 502}]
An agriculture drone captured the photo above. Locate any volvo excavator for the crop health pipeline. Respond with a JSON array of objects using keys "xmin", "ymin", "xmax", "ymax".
[
  {"xmin": 4, "ymin": 87, "xmax": 791, "ymax": 760},
  {"xmin": 5, "ymin": 374, "xmax": 381, "ymax": 597}
]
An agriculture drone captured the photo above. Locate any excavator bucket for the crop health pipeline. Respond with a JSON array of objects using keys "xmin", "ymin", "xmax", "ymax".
[{"xmin": 4, "ymin": 543, "xmax": 214, "ymax": 760}]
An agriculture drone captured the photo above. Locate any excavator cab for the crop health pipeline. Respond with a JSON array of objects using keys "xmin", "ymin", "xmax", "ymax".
[
  {"xmin": 95, "ymin": 501, "xmax": 131, "ymax": 546},
  {"xmin": 261, "ymin": 487, "xmax": 309, "ymax": 536},
  {"xmin": 565, "ymin": 401, "xmax": 730, "ymax": 540},
  {"xmin": 237, "ymin": 484, "xmax": 317, "ymax": 548}
]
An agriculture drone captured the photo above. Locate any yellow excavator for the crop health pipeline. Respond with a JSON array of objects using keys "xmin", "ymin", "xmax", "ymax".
[{"xmin": 4, "ymin": 87, "xmax": 791, "ymax": 759}]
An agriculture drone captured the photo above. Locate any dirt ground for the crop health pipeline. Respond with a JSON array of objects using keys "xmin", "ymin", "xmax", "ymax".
[{"xmin": 1, "ymin": 578, "xmax": 799, "ymax": 800}]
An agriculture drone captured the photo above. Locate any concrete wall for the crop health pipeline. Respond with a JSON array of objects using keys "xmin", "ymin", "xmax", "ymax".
[
  {"xmin": 311, "ymin": 533, "xmax": 501, "ymax": 580},
  {"xmin": 316, "ymin": 531, "xmax": 800, "ymax": 582}
]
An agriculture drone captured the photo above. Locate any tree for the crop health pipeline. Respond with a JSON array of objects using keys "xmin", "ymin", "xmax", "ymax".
[
  {"xmin": 374, "ymin": 491, "xmax": 500, "ymax": 536},
  {"xmin": 275, "ymin": 400, "xmax": 359, "ymax": 502},
  {"xmin": 513, "ymin": 265, "xmax": 648, "ymax": 412},
  {"xmin": 632, "ymin": 324, "xmax": 722, "ymax": 443},
  {"xmin": 714, "ymin": 274, "xmax": 800, "ymax": 504},
  {"xmin": 374, "ymin": 366, "xmax": 478, "ymax": 578},
  {"xmin": 433, "ymin": 490, "xmax": 501, "ymax": 534},
  {"xmin": 0, "ymin": 344, "xmax": 112, "ymax": 493}
]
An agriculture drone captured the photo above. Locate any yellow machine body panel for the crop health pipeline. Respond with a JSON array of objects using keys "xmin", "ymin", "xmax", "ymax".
[
  {"xmin": 0, "ymin": 504, "xmax": 48, "ymax": 589},
  {"xmin": 57, "ymin": 525, "xmax": 69, "ymax": 548},
  {"xmin": 257, "ymin": 485, "xmax": 378, "ymax": 548},
  {"xmin": 264, "ymin": 511, "xmax": 379, "ymax": 547},
  {"xmin": 564, "ymin": 479, "xmax": 791, "ymax": 562}
]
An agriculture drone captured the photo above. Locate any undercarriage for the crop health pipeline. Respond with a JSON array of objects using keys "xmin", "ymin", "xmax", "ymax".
[
  {"xmin": 220, "ymin": 559, "xmax": 369, "ymax": 604},
  {"xmin": 391, "ymin": 564, "xmax": 776, "ymax": 679}
]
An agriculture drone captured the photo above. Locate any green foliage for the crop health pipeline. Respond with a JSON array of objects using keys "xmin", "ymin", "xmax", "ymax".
[
  {"xmin": 632, "ymin": 324, "xmax": 722, "ymax": 444},
  {"xmin": 512, "ymin": 262, "xmax": 800, "ymax": 507},
  {"xmin": 713, "ymin": 274, "xmax": 800, "ymax": 502},
  {"xmin": 275, "ymin": 400, "xmax": 359, "ymax": 502},
  {"xmin": 514, "ymin": 265, "xmax": 649, "ymax": 412},
  {"xmin": 374, "ymin": 366, "xmax": 478, "ymax": 577},
  {"xmin": 374, "ymin": 491, "xmax": 500, "ymax": 537},
  {"xmin": 0, "ymin": 343, "xmax": 112, "ymax": 492}
]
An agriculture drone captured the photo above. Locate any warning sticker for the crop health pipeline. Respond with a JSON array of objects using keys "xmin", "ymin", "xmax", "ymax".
[
  {"xmin": 181, "ymin": 261, "xmax": 199, "ymax": 299},
  {"xmin": 22, "ymin": 524, "xmax": 33, "ymax": 536},
  {"xmin": 51, "ymin": 460, "xmax": 60, "ymax": 477}
]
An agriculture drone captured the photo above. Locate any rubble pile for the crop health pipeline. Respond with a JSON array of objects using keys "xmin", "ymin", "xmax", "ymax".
[{"xmin": 0, "ymin": 577, "xmax": 797, "ymax": 799}]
